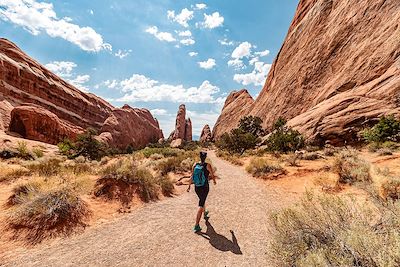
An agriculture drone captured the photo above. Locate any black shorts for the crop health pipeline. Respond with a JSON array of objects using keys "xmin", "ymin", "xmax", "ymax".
[{"xmin": 195, "ymin": 184, "xmax": 209, "ymax": 207}]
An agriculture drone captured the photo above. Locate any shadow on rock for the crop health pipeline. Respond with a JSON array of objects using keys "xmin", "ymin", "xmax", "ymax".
[{"xmin": 198, "ymin": 220, "xmax": 242, "ymax": 255}]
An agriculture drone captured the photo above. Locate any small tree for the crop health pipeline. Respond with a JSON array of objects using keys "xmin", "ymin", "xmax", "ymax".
[
  {"xmin": 75, "ymin": 128, "xmax": 104, "ymax": 160},
  {"xmin": 266, "ymin": 119, "xmax": 304, "ymax": 153},
  {"xmin": 238, "ymin": 116, "xmax": 265, "ymax": 137},
  {"xmin": 362, "ymin": 115, "xmax": 400, "ymax": 143},
  {"xmin": 217, "ymin": 129, "xmax": 259, "ymax": 155}
]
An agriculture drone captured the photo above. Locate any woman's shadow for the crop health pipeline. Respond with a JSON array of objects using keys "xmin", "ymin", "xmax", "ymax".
[{"xmin": 197, "ymin": 220, "xmax": 242, "ymax": 255}]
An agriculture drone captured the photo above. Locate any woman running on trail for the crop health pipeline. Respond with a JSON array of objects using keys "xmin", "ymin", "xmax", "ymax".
[{"xmin": 187, "ymin": 151, "xmax": 217, "ymax": 232}]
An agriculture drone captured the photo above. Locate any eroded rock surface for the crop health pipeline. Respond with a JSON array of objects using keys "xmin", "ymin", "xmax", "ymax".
[
  {"xmin": 169, "ymin": 104, "xmax": 192, "ymax": 143},
  {"xmin": 200, "ymin": 125, "xmax": 212, "ymax": 143}
]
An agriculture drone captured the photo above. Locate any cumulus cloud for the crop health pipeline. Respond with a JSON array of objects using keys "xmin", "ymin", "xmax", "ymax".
[
  {"xmin": 180, "ymin": 38, "xmax": 195, "ymax": 46},
  {"xmin": 233, "ymin": 62, "xmax": 271, "ymax": 86},
  {"xmin": 45, "ymin": 61, "xmax": 77, "ymax": 77},
  {"xmin": 115, "ymin": 74, "xmax": 223, "ymax": 104},
  {"xmin": 189, "ymin": 52, "xmax": 198, "ymax": 57},
  {"xmin": 198, "ymin": 58, "xmax": 216, "ymax": 70},
  {"xmin": 150, "ymin": 109, "xmax": 168, "ymax": 116},
  {"xmin": 203, "ymin": 12, "xmax": 224, "ymax": 29},
  {"xmin": 167, "ymin": 8, "xmax": 194, "ymax": 28},
  {"xmin": 195, "ymin": 3, "xmax": 207, "ymax": 10},
  {"xmin": 145, "ymin": 26, "xmax": 176, "ymax": 42},
  {"xmin": 45, "ymin": 61, "xmax": 91, "ymax": 91},
  {"xmin": 178, "ymin": 30, "xmax": 192, "ymax": 37},
  {"xmin": 227, "ymin": 58, "xmax": 245, "ymax": 69},
  {"xmin": 115, "ymin": 49, "xmax": 132, "ymax": 59},
  {"xmin": 218, "ymin": 38, "xmax": 234, "ymax": 46},
  {"xmin": 255, "ymin": 49, "xmax": 270, "ymax": 57},
  {"xmin": 0, "ymin": 0, "xmax": 111, "ymax": 52},
  {"xmin": 231, "ymin": 42, "xmax": 252, "ymax": 59}
]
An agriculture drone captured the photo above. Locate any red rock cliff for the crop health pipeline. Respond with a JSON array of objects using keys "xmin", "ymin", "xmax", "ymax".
[{"xmin": 214, "ymin": 0, "xmax": 400, "ymax": 144}]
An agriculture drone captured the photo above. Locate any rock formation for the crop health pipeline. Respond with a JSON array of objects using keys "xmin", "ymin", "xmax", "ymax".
[
  {"xmin": 213, "ymin": 0, "xmax": 400, "ymax": 145},
  {"xmin": 169, "ymin": 104, "xmax": 192, "ymax": 143},
  {"xmin": 0, "ymin": 38, "xmax": 164, "ymax": 149},
  {"xmin": 200, "ymin": 124, "xmax": 212, "ymax": 143},
  {"xmin": 9, "ymin": 105, "xmax": 83, "ymax": 144},
  {"xmin": 212, "ymin": 89, "xmax": 254, "ymax": 140},
  {"xmin": 98, "ymin": 105, "xmax": 164, "ymax": 150}
]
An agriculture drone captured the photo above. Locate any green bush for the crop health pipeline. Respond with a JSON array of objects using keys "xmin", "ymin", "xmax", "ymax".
[
  {"xmin": 58, "ymin": 129, "xmax": 105, "ymax": 160},
  {"xmin": 157, "ymin": 175, "xmax": 174, "ymax": 197},
  {"xmin": 238, "ymin": 115, "xmax": 265, "ymax": 137},
  {"xmin": 265, "ymin": 119, "xmax": 304, "ymax": 153},
  {"xmin": 270, "ymin": 192, "xmax": 400, "ymax": 267},
  {"xmin": 32, "ymin": 148, "xmax": 44, "ymax": 158},
  {"xmin": 141, "ymin": 147, "xmax": 178, "ymax": 158},
  {"xmin": 16, "ymin": 141, "xmax": 34, "ymax": 160},
  {"xmin": 362, "ymin": 115, "xmax": 400, "ymax": 143},
  {"xmin": 217, "ymin": 129, "xmax": 260, "ymax": 155}
]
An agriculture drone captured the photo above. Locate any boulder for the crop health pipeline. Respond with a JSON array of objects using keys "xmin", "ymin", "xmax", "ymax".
[
  {"xmin": 98, "ymin": 105, "xmax": 164, "ymax": 150},
  {"xmin": 213, "ymin": 0, "xmax": 400, "ymax": 144},
  {"xmin": 9, "ymin": 105, "xmax": 83, "ymax": 144},
  {"xmin": 200, "ymin": 124, "xmax": 212, "ymax": 143},
  {"xmin": 170, "ymin": 138, "xmax": 183, "ymax": 148}
]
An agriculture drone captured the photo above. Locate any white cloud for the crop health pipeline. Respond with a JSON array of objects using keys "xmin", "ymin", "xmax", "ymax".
[
  {"xmin": 103, "ymin": 79, "xmax": 118, "ymax": 89},
  {"xmin": 203, "ymin": 12, "xmax": 224, "ymax": 29},
  {"xmin": 255, "ymin": 49, "xmax": 270, "ymax": 57},
  {"xmin": 45, "ymin": 61, "xmax": 91, "ymax": 91},
  {"xmin": 0, "ymin": 0, "xmax": 111, "ymax": 52},
  {"xmin": 88, "ymin": 9, "xmax": 94, "ymax": 15},
  {"xmin": 150, "ymin": 109, "xmax": 168, "ymax": 116},
  {"xmin": 195, "ymin": 3, "xmax": 207, "ymax": 10},
  {"xmin": 233, "ymin": 62, "xmax": 271, "ymax": 86},
  {"xmin": 178, "ymin": 30, "xmax": 192, "ymax": 37},
  {"xmin": 114, "ymin": 74, "xmax": 223, "ymax": 104},
  {"xmin": 227, "ymin": 58, "xmax": 245, "ymax": 69},
  {"xmin": 218, "ymin": 38, "xmax": 234, "ymax": 46},
  {"xmin": 249, "ymin": 57, "xmax": 259, "ymax": 65},
  {"xmin": 189, "ymin": 52, "xmax": 198, "ymax": 57},
  {"xmin": 231, "ymin": 42, "xmax": 252, "ymax": 59},
  {"xmin": 180, "ymin": 38, "xmax": 195, "ymax": 46},
  {"xmin": 198, "ymin": 58, "xmax": 216, "ymax": 70},
  {"xmin": 45, "ymin": 61, "xmax": 77, "ymax": 77},
  {"xmin": 145, "ymin": 26, "xmax": 176, "ymax": 42},
  {"xmin": 68, "ymin": 74, "xmax": 90, "ymax": 92},
  {"xmin": 167, "ymin": 8, "xmax": 194, "ymax": 28},
  {"xmin": 187, "ymin": 110, "xmax": 220, "ymax": 137},
  {"xmin": 115, "ymin": 49, "xmax": 132, "ymax": 59}
]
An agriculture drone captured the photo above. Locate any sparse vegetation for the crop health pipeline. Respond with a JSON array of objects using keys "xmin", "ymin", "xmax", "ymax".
[
  {"xmin": 0, "ymin": 163, "xmax": 31, "ymax": 183},
  {"xmin": 246, "ymin": 157, "xmax": 285, "ymax": 179},
  {"xmin": 140, "ymin": 147, "xmax": 178, "ymax": 158},
  {"xmin": 265, "ymin": 118, "xmax": 304, "ymax": 153},
  {"xmin": 270, "ymin": 192, "xmax": 400, "ymax": 267},
  {"xmin": 286, "ymin": 153, "xmax": 300, "ymax": 167},
  {"xmin": 381, "ymin": 177, "xmax": 400, "ymax": 201},
  {"xmin": 32, "ymin": 148, "xmax": 44, "ymax": 158},
  {"xmin": 216, "ymin": 150, "xmax": 244, "ymax": 166},
  {"xmin": 333, "ymin": 149, "xmax": 371, "ymax": 184},
  {"xmin": 7, "ymin": 188, "xmax": 91, "ymax": 244},
  {"xmin": 302, "ymin": 152, "xmax": 321, "ymax": 161}
]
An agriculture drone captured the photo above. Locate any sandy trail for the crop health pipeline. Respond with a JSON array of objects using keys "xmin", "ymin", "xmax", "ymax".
[{"xmin": 3, "ymin": 151, "xmax": 282, "ymax": 267}]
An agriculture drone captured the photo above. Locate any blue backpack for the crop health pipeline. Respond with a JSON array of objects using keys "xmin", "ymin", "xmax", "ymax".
[{"xmin": 193, "ymin": 163, "xmax": 207, "ymax": 187}]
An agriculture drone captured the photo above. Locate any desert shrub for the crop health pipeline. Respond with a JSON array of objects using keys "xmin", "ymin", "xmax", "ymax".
[
  {"xmin": 333, "ymin": 150, "xmax": 371, "ymax": 184},
  {"xmin": 32, "ymin": 148, "xmax": 44, "ymax": 158},
  {"xmin": 381, "ymin": 178, "xmax": 400, "ymax": 201},
  {"xmin": 378, "ymin": 148, "xmax": 393, "ymax": 156},
  {"xmin": 16, "ymin": 141, "xmax": 34, "ymax": 160},
  {"xmin": 238, "ymin": 115, "xmax": 265, "ymax": 137},
  {"xmin": 270, "ymin": 192, "xmax": 400, "ymax": 267},
  {"xmin": 313, "ymin": 173, "xmax": 342, "ymax": 193},
  {"xmin": 302, "ymin": 152, "xmax": 321, "ymax": 160},
  {"xmin": 216, "ymin": 129, "xmax": 259, "ymax": 155},
  {"xmin": 141, "ymin": 147, "xmax": 178, "ymax": 158},
  {"xmin": 265, "ymin": 119, "xmax": 304, "ymax": 153},
  {"xmin": 0, "ymin": 164, "xmax": 31, "ymax": 183},
  {"xmin": 180, "ymin": 157, "xmax": 195, "ymax": 172},
  {"xmin": 156, "ymin": 157, "xmax": 184, "ymax": 176},
  {"xmin": 246, "ymin": 158, "xmax": 285, "ymax": 178},
  {"xmin": 323, "ymin": 146, "xmax": 336, "ymax": 156},
  {"xmin": 216, "ymin": 150, "xmax": 244, "ymax": 166},
  {"xmin": 95, "ymin": 159, "xmax": 159, "ymax": 204},
  {"xmin": 180, "ymin": 141, "xmax": 200, "ymax": 151},
  {"xmin": 6, "ymin": 182, "xmax": 41, "ymax": 206},
  {"xmin": 382, "ymin": 141, "xmax": 400, "ymax": 150},
  {"xmin": 26, "ymin": 157, "xmax": 63, "ymax": 177},
  {"xmin": 157, "ymin": 175, "xmax": 174, "ymax": 197},
  {"xmin": 58, "ymin": 129, "xmax": 106, "ymax": 160},
  {"xmin": 7, "ymin": 188, "xmax": 91, "ymax": 244},
  {"xmin": 150, "ymin": 153, "xmax": 164, "ymax": 160},
  {"xmin": 362, "ymin": 115, "xmax": 400, "ymax": 143},
  {"xmin": 286, "ymin": 153, "xmax": 300, "ymax": 167}
]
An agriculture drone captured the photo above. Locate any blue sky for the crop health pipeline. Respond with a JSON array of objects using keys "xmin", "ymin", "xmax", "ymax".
[{"xmin": 0, "ymin": 0, "xmax": 297, "ymax": 138}]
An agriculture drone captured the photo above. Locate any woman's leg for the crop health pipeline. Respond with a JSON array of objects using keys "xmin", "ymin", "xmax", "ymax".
[{"xmin": 196, "ymin": 207, "xmax": 204, "ymax": 226}]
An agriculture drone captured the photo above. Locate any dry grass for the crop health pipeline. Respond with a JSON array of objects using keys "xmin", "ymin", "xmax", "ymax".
[
  {"xmin": 333, "ymin": 149, "xmax": 371, "ymax": 184},
  {"xmin": 6, "ymin": 188, "xmax": 91, "ymax": 244},
  {"xmin": 270, "ymin": 191, "xmax": 400, "ymax": 267},
  {"xmin": 246, "ymin": 157, "xmax": 285, "ymax": 179},
  {"xmin": 157, "ymin": 175, "xmax": 174, "ymax": 197},
  {"xmin": 216, "ymin": 150, "xmax": 244, "ymax": 166},
  {"xmin": 381, "ymin": 177, "xmax": 400, "ymax": 201},
  {"xmin": 313, "ymin": 172, "xmax": 342, "ymax": 193},
  {"xmin": 0, "ymin": 163, "xmax": 31, "ymax": 183},
  {"xmin": 286, "ymin": 153, "xmax": 300, "ymax": 167},
  {"xmin": 302, "ymin": 152, "xmax": 321, "ymax": 161}
]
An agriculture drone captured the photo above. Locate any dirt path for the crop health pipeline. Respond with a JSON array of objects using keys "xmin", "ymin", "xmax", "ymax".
[{"xmin": 3, "ymin": 151, "xmax": 283, "ymax": 267}]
